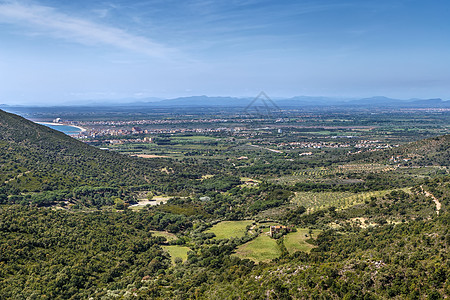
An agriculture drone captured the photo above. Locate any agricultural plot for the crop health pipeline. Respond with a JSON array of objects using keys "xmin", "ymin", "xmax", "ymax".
[
  {"xmin": 273, "ymin": 164, "xmax": 399, "ymax": 185},
  {"xmin": 292, "ymin": 167, "xmax": 336, "ymax": 178},
  {"xmin": 336, "ymin": 164, "xmax": 395, "ymax": 173},
  {"xmin": 162, "ymin": 245, "xmax": 191, "ymax": 264},
  {"xmin": 292, "ymin": 189, "xmax": 404, "ymax": 211},
  {"xmin": 292, "ymin": 164, "xmax": 395, "ymax": 178},
  {"xmin": 396, "ymin": 166, "xmax": 449, "ymax": 178},
  {"xmin": 110, "ymin": 139, "xmax": 231, "ymax": 159},
  {"xmin": 171, "ymin": 136, "xmax": 219, "ymax": 142},
  {"xmin": 233, "ymin": 234, "xmax": 281, "ymax": 262},
  {"xmin": 205, "ymin": 220, "xmax": 254, "ymax": 240},
  {"xmin": 283, "ymin": 228, "xmax": 321, "ymax": 254},
  {"xmin": 255, "ymin": 205, "xmax": 296, "ymax": 220}
]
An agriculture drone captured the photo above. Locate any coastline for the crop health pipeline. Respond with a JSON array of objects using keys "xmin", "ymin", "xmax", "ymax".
[{"xmin": 37, "ymin": 122, "xmax": 87, "ymax": 132}]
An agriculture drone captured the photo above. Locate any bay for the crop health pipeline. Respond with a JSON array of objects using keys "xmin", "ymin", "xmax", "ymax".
[{"xmin": 37, "ymin": 122, "xmax": 83, "ymax": 135}]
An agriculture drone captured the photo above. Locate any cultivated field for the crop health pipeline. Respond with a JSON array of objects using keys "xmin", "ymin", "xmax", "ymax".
[
  {"xmin": 292, "ymin": 189, "xmax": 406, "ymax": 211},
  {"xmin": 273, "ymin": 164, "xmax": 398, "ymax": 185}
]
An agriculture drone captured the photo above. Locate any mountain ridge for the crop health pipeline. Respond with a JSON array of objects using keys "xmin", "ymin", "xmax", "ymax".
[{"xmin": 2, "ymin": 96, "xmax": 449, "ymax": 109}]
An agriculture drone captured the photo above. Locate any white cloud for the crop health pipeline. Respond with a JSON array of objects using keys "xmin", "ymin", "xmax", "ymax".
[{"xmin": 0, "ymin": 1, "xmax": 176, "ymax": 59}]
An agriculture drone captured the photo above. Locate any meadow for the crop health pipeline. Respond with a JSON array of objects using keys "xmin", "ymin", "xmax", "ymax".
[
  {"xmin": 233, "ymin": 234, "xmax": 281, "ymax": 262},
  {"xmin": 162, "ymin": 245, "xmax": 191, "ymax": 264},
  {"xmin": 283, "ymin": 228, "xmax": 321, "ymax": 254},
  {"xmin": 205, "ymin": 220, "xmax": 254, "ymax": 240}
]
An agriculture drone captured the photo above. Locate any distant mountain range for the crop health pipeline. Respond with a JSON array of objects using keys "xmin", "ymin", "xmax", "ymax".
[{"xmin": 1, "ymin": 95, "xmax": 450, "ymax": 108}]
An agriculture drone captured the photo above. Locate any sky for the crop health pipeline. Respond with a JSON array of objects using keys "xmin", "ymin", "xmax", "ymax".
[{"xmin": 0, "ymin": 0, "xmax": 449, "ymax": 105}]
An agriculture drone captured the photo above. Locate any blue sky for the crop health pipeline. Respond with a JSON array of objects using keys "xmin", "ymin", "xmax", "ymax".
[{"xmin": 0, "ymin": 0, "xmax": 449, "ymax": 105}]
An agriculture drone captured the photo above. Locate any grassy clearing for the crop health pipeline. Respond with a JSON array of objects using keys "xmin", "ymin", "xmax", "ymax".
[
  {"xmin": 233, "ymin": 234, "xmax": 281, "ymax": 262},
  {"xmin": 240, "ymin": 177, "xmax": 261, "ymax": 182},
  {"xmin": 238, "ymin": 177, "xmax": 261, "ymax": 188},
  {"xmin": 284, "ymin": 228, "xmax": 321, "ymax": 254},
  {"xmin": 162, "ymin": 245, "xmax": 191, "ymax": 264},
  {"xmin": 149, "ymin": 230, "xmax": 177, "ymax": 242},
  {"xmin": 129, "ymin": 196, "xmax": 172, "ymax": 210},
  {"xmin": 206, "ymin": 220, "xmax": 254, "ymax": 240}
]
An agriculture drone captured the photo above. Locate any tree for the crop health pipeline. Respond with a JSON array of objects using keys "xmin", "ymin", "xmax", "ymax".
[{"xmin": 114, "ymin": 198, "xmax": 125, "ymax": 210}]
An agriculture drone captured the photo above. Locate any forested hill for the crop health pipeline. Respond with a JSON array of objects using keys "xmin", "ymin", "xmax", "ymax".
[
  {"xmin": 356, "ymin": 134, "xmax": 449, "ymax": 166},
  {"xmin": 396, "ymin": 134, "xmax": 450, "ymax": 166},
  {"xmin": 0, "ymin": 109, "xmax": 110, "ymax": 154},
  {"xmin": 0, "ymin": 109, "xmax": 173, "ymax": 199}
]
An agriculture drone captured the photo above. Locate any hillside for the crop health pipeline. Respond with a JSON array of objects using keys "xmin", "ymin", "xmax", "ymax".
[
  {"xmin": 355, "ymin": 134, "xmax": 450, "ymax": 166},
  {"xmin": 0, "ymin": 109, "xmax": 160, "ymax": 185},
  {"xmin": 0, "ymin": 110, "xmax": 185, "ymax": 206},
  {"xmin": 1, "ymin": 108, "xmax": 449, "ymax": 298},
  {"xmin": 0, "ymin": 110, "xmax": 246, "ymax": 207},
  {"xmin": 1, "ymin": 176, "xmax": 447, "ymax": 299},
  {"xmin": 393, "ymin": 134, "xmax": 450, "ymax": 166}
]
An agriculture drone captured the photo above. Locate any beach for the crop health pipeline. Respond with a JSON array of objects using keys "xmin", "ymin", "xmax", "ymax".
[{"xmin": 36, "ymin": 122, "xmax": 87, "ymax": 133}]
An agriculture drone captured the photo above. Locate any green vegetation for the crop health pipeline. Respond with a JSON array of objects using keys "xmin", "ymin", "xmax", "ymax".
[
  {"xmin": 163, "ymin": 245, "xmax": 191, "ymax": 264},
  {"xmin": 205, "ymin": 212, "xmax": 450, "ymax": 299},
  {"xmin": 234, "ymin": 234, "xmax": 281, "ymax": 262},
  {"xmin": 0, "ymin": 206, "xmax": 171, "ymax": 299},
  {"xmin": 0, "ymin": 108, "xmax": 449, "ymax": 299},
  {"xmin": 206, "ymin": 220, "xmax": 253, "ymax": 240},
  {"xmin": 284, "ymin": 228, "xmax": 321, "ymax": 253},
  {"xmin": 292, "ymin": 189, "xmax": 403, "ymax": 211},
  {"xmin": 150, "ymin": 230, "xmax": 178, "ymax": 242}
]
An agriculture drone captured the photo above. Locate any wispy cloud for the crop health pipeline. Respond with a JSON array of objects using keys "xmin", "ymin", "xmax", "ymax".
[{"xmin": 0, "ymin": 1, "xmax": 176, "ymax": 59}]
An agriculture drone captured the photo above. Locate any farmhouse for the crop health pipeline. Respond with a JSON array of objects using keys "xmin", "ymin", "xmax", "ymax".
[{"xmin": 269, "ymin": 225, "xmax": 291, "ymax": 237}]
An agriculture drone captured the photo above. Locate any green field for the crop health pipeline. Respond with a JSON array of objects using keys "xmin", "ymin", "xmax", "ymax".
[
  {"xmin": 233, "ymin": 234, "xmax": 281, "ymax": 262},
  {"xmin": 162, "ymin": 245, "xmax": 191, "ymax": 264},
  {"xmin": 284, "ymin": 228, "xmax": 321, "ymax": 253},
  {"xmin": 205, "ymin": 220, "xmax": 254, "ymax": 240}
]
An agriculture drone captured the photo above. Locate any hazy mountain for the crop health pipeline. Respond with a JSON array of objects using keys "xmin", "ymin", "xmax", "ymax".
[
  {"xmin": 2, "ymin": 96, "xmax": 449, "ymax": 110},
  {"xmin": 131, "ymin": 96, "xmax": 450, "ymax": 108},
  {"xmin": 347, "ymin": 96, "xmax": 401, "ymax": 105},
  {"xmin": 150, "ymin": 96, "xmax": 251, "ymax": 107},
  {"xmin": 275, "ymin": 96, "xmax": 348, "ymax": 107},
  {"xmin": 346, "ymin": 97, "xmax": 450, "ymax": 108}
]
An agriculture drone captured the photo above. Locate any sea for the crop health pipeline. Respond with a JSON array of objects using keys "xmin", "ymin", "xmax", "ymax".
[{"xmin": 37, "ymin": 123, "xmax": 83, "ymax": 135}]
